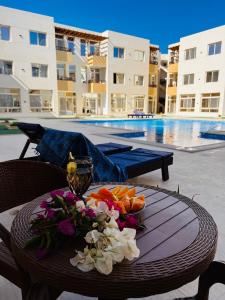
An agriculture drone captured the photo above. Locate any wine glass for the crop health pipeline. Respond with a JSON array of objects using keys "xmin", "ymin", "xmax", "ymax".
[{"xmin": 68, "ymin": 156, "xmax": 93, "ymax": 199}]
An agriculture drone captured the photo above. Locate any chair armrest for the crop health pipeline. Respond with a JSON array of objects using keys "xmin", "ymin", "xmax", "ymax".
[{"xmin": 0, "ymin": 223, "xmax": 11, "ymax": 251}]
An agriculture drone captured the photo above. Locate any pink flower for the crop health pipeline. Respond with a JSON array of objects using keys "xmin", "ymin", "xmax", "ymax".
[
  {"xmin": 125, "ymin": 215, "xmax": 138, "ymax": 229},
  {"xmin": 46, "ymin": 209, "xmax": 55, "ymax": 219},
  {"xmin": 36, "ymin": 248, "xmax": 49, "ymax": 260},
  {"xmin": 58, "ymin": 219, "xmax": 75, "ymax": 236},
  {"xmin": 117, "ymin": 219, "xmax": 126, "ymax": 231},
  {"xmin": 64, "ymin": 192, "xmax": 79, "ymax": 205},
  {"xmin": 84, "ymin": 208, "xmax": 96, "ymax": 219},
  {"xmin": 50, "ymin": 190, "xmax": 64, "ymax": 198},
  {"xmin": 40, "ymin": 200, "xmax": 49, "ymax": 209}
]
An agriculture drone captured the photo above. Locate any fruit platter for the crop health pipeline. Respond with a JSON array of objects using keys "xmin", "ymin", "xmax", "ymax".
[{"xmin": 86, "ymin": 185, "xmax": 145, "ymax": 214}]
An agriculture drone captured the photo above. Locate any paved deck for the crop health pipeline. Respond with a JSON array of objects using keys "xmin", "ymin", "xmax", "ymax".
[{"xmin": 1, "ymin": 117, "xmax": 225, "ymax": 299}]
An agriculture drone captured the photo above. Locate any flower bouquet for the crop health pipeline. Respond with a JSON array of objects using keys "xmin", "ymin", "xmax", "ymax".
[{"xmin": 26, "ymin": 188, "xmax": 144, "ymax": 274}]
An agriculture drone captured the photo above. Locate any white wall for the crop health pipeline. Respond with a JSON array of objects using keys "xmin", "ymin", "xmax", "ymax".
[
  {"xmin": 0, "ymin": 6, "xmax": 58, "ymax": 115},
  {"xmin": 168, "ymin": 25, "xmax": 225, "ymax": 117},
  {"xmin": 103, "ymin": 30, "xmax": 150, "ymax": 115}
]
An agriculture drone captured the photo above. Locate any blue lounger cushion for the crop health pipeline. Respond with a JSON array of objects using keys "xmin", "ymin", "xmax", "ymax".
[
  {"xmin": 108, "ymin": 148, "xmax": 173, "ymax": 177},
  {"xmin": 96, "ymin": 142, "xmax": 132, "ymax": 155}
]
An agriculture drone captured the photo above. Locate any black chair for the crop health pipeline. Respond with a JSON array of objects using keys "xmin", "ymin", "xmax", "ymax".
[{"xmin": 0, "ymin": 160, "xmax": 67, "ymax": 299}]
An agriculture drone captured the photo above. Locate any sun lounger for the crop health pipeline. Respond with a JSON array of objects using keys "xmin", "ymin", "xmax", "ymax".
[
  {"xmin": 127, "ymin": 113, "xmax": 155, "ymax": 118},
  {"xmin": 16, "ymin": 122, "xmax": 132, "ymax": 158},
  {"xmin": 108, "ymin": 148, "xmax": 173, "ymax": 181},
  {"xmin": 34, "ymin": 128, "xmax": 173, "ymax": 182}
]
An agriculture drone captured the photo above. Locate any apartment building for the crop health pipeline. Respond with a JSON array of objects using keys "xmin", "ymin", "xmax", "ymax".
[
  {"xmin": 165, "ymin": 25, "xmax": 225, "ymax": 117},
  {"xmin": 0, "ymin": 6, "xmax": 164, "ymax": 117}
]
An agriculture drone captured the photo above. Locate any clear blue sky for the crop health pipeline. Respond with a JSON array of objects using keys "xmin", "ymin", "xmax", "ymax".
[{"xmin": 1, "ymin": 0, "xmax": 225, "ymax": 52}]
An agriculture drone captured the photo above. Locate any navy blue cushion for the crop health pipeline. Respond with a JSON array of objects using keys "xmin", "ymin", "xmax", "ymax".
[
  {"xmin": 96, "ymin": 142, "xmax": 132, "ymax": 155},
  {"xmin": 108, "ymin": 148, "xmax": 173, "ymax": 172},
  {"xmin": 131, "ymin": 148, "xmax": 173, "ymax": 158}
]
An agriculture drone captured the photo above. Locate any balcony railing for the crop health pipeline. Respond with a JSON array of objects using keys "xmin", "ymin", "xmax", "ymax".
[
  {"xmin": 56, "ymin": 45, "xmax": 73, "ymax": 52},
  {"xmin": 57, "ymin": 75, "xmax": 75, "ymax": 81}
]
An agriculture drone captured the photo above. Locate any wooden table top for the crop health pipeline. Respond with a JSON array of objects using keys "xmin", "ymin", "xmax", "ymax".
[{"xmin": 11, "ymin": 183, "xmax": 218, "ymax": 299}]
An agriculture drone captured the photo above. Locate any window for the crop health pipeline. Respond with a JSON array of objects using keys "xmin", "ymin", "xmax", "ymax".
[
  {"xmin": 80, "ymin": 39, "xmax": 86, "ymax": 56},
  {"xmin": 30, "ymin": 31, "xmax": 46, "ymax": 46},
  {"xmin": 32, "ymin": 64, "xmax": 48, "ymax": 78},
  {"xmin": 0, "ymin": 25, "xmax": 10, "ymax": 41},
  {"xmin": 0, "ymin": 88, "xmax": 20, "ymax": 112},
  {"xmin": 180, "ymin": 94, "xmax": 195, "ymax": 112},
  {"xmin": 133, "ymin": 96, "xmax": 145, "ymax": 111},
  {"xmin": 113, "ymin": 73, "xmax": 124, "ymax": 84},
  {"xmin": 67, "ymin": 37, "xmax": 75, "ymax": 53},
  {"xmin": 183, "ymin": 73, "xmax": 194, "ymax": 85},
  {"xmin": 89, "ymin": 41, "xmax": 100, "ymax": 56},
  {"xmin": 149, "ymin": 74, "xmax": 156, "ymax": 87},
  {"xmin": 184, "ymin": 47, "xmax": 196, "ymax": 60},
  {"xmin": 148, "ymin": 96, "xmax": 156, "ymax": 113},
  {"xmin": 59, "ymin": 91, "xmax": 76, "ymax": 115},
  {"xmin": 206, "ymin": 71, "xmax": 219, "ymax": 82},
  {"xmin": 69, "ymin": 65, "xmax": 76, "ymax": 81},
  {"xmin": 169, "ymin": 73, "xmax": 177, "ymax": 87},
  {"xmin": 90, "ymin": 69, "xmax": 100, "ymax": 83},
  {"xmin": 134, "ymin": 75, "xmax": 144, "ymax": 86},
  {"xmin": 113, "ymin": 47, "xmax": 124, "ymax": 58},
  {"xmin": 80, "ymin": 67, "xmax": 87, "ymax": 83},
  {"xmin": 111, "ymin": 94, "xmax": 126, "ymax": 113},
  {"xmin": 134, "ymin": 50, "xmax": 145, "ymax": 62},
  {"xmin": 55, "ymin": 35, "xmax": 64, "ymax": 50},
  {"xmin": 208, "ymin": 42, "xmax": 221, "ymax": 55},
  {"xmin": 201, "ymin": 93, "xmax": 220, "ymax": 113},
  {"xmin": 57, "ymin": 64, "xmax": 66, "ymax": 79},
  {"xmin": 0, "ymin": 60, "xmax": 12, "ymax": 75},
  {"xmin": 167, "ymin": 96, "xmax": 176, "ymax": 113},
  {"xmin": 29, "ymin": 90, "xmax": 52, "ymax": 112}
]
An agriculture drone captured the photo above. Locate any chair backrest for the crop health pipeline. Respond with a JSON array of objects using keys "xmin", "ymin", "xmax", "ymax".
[{"xmin": 0, "ymin": 160, "xmax": 67, "ymax": 213}]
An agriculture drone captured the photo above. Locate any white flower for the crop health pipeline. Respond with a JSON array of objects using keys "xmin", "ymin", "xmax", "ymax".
[
  {"xmin": 70, "ymin": 248, "xmax": 95, "ymax": 272},
  {"xmin": 76, "ymin": 200, "xmax": 85, "ymax": 212},
  {"xmin": 94, "ymin": 251, "xmax": 113, "ymax": 275},
  {"xmin": 105, "ymin": 217, "xmax": 119, "ymax": 229},
  {"xmin": 70, "ymin": 218, "xmax": 140, "ymax": 275},
  {"xmin": 85, "ymin": 230, "xmax": 102, "ymax": 243}
]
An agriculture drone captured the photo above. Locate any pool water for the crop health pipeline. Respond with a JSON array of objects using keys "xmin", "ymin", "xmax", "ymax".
[{"xmin": 80, "ymin": 119, "xmax": 225, "ymax": 149}]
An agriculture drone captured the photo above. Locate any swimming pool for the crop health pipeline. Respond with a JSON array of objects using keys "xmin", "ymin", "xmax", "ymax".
[{"xmin": 79, "ymin": 119, "xmax": 225, "ymax": 150}]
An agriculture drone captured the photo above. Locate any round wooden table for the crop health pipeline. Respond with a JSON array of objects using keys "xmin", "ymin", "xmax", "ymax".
[{"xmin": 11, "ymin": 183, "xmax": 218, "ymax": 300}]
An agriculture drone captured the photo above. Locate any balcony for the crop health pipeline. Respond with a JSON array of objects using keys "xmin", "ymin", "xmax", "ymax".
[
  {"xmin": 56, "ymin": 48, "xmax": 73, "ymax": 63},
  {"xmin": 168, "ymin": 63, "xmax": 178, "ymax": 73},
  {"xmin": 167, "ymin": 85, "xmax": 177, "ymax": 96},
  {"xmin": 87, "ymin": 55, "xmax": 106, "ymax": 68},
  {"xmin": 149, "ymin": 64, "xmax": 158, "ymax": 74},
  {"xmin": 88, "ymin": 80, "xmax": 106, "ymax": 93},
  {"xmin": 148, "ymin": 86, "xmax": 157, "ymax": 97},
  {"xmin": 57, "ymin": 76, "xmax": 75, "ymax": 91}
]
